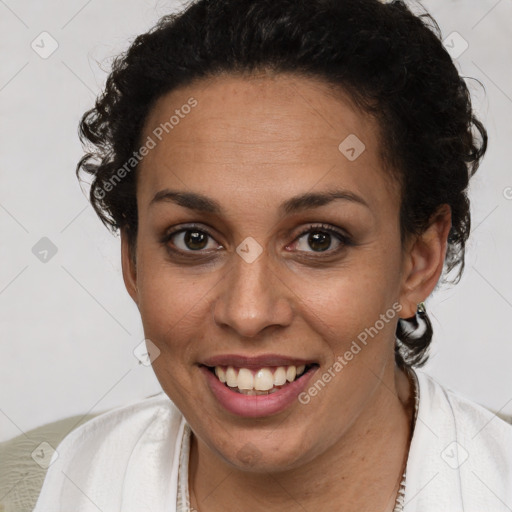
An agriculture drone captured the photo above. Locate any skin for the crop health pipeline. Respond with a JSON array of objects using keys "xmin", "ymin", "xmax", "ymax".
[{"xmin": 120, "ymin": 71, "xmax": 452, "ymax": 511}]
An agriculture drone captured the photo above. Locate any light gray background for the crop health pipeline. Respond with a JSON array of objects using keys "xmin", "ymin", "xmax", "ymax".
[{"xmin": 1, "ymin": 0, "xmax": 511, "ymax": 443}]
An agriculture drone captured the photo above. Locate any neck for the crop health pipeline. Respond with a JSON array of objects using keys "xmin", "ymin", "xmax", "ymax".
[{"xmin": 189, "ymin": 365, "xmax": 414, "ymax": 512}]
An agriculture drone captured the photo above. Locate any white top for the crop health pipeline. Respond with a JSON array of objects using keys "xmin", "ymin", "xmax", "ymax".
[{"xmin": 32, "ymin": 369, "xmax": 512, "ymax": 512}]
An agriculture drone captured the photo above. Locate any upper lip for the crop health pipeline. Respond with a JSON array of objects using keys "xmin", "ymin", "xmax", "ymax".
[{"xmin": 201, "ymin": 354, "xmax": 317, "ymax": 369}]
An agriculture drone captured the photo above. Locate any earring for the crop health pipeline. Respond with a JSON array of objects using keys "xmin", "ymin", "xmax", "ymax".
[{"xmin": 399, "ymin": 301, "xmax": 428, "ymax": 338}]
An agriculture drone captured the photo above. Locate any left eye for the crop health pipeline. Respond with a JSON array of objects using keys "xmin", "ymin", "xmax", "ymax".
[{"xmin": 293, "ymin": 226, "xmax": 348, "ymax": 253}]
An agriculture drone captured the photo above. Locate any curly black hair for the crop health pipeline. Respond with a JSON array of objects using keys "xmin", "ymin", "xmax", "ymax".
[{"xmin": 76, "ymin": 0, "xmax": 487, "ymax": 370}]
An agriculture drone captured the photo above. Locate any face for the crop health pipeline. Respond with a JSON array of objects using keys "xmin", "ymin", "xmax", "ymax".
[{"xmin": 121, "ymin": 72, "xmax": 443, "ymax": 472}]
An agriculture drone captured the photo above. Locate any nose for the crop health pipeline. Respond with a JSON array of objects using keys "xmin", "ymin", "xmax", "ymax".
[{"xmin": 212, "ymin": 249, "xmax": 294, "ymax": 338}]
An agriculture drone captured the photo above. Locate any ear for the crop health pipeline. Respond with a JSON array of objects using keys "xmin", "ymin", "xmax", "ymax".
[
  {"xmin": 120, "ymin": 227, "xmax": 139, "ymax": 306},
  {"xmin": 398, "ymin": 204, "xmax": 452, "ymax": 318}
]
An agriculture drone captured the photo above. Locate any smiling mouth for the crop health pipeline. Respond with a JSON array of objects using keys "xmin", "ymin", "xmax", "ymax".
[{"xmin": 204, "ymin": 364, "xmax": 319, "ymax": 395}]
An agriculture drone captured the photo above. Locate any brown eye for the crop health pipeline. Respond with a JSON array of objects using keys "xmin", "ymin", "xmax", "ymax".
[
  {"xmin": 297, "ymin": 231, "xmax": 336, "ymax": 252},
  {"xmin": 292, "ymin": 224, "xmax": 352, "ymax": 254},
  {"xmin": 182, "ymin": 230, "xmax": 210, "ymax": 250},
  {"xmin": 311, "ymin": 232, "xmax": 332, "ymax": 251},
  {"xmin": 162, "ymin": 226, "xmax": 220, "ymax": 252}
]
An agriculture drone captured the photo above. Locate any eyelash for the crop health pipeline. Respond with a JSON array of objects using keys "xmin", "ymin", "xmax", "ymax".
[{"xmin": 160, "ymin": 222, "xmax": 353, "ymax": 259}]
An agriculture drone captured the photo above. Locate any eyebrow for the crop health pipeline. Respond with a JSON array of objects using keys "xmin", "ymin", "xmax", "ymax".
[{"xmin": 149, "ymin": 188, "xmax": 370, "ymax": 215}]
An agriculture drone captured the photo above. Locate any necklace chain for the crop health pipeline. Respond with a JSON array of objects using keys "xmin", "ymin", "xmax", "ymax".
[{"xmin": 393, "ymin": 368, "xmax": 420, "ymax": 512}]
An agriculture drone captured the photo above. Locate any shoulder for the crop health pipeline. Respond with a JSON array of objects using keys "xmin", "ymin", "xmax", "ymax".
[
  {"xmin": 405, "ymin": 369, "xmax": 512, "ymax": 511},
  {"xmin": 32, "ymin": 392, "xmax": 185, "ymax": 511},
  {"xmin": 416, "ymin": 369, "xmax": 512, "ymax": 443},
  {"xmin": 53, "ymin": 391, "xmax": 183, "ymax": 456},
  {"xmin": 422, "ymin": 370, "xmax": 512, "ymax": 470}
]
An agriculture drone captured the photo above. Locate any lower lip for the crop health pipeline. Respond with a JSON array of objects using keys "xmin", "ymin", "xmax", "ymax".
[{"xmin": 201, "ymin": 365, "xmax": 318, "ymax": 418}]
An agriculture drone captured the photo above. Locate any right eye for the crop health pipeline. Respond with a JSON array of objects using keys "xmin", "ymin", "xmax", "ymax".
[{"xmin": 160, "ymin": 224, "xmax": 223, "ymax": 253}]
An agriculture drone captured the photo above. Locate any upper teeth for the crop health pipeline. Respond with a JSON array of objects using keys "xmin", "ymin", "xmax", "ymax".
[{"xmin": 214, "ymin": 365, "xmax": 306, "ymax": 391}]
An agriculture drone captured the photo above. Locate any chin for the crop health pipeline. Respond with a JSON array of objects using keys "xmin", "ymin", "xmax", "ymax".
[{"xmin": 207, "ymin": 428, "xmax": 318, "ymax": 473}]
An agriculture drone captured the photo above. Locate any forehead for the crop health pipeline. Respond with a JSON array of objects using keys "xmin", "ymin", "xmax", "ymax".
[{"xmin": 136, "ymin": 72, "xmax": 399, "ymax": 217}]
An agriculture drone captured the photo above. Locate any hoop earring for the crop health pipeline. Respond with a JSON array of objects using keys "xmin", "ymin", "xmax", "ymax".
[{"xmin": 399, "ymin": 301, "xmax": 428, "ymax": 338}]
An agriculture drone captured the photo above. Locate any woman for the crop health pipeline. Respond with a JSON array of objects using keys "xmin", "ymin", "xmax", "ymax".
[{"xmin": 33, "ymin": 0, "xmax": 512, "ymax": 510}]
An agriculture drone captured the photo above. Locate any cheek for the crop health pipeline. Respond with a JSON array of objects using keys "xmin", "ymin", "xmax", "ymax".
[
  {"xmin": 287, "ymin": 252, "xmax": 402, "ymax": 353},
  {"xmin": 135, "ymin": 257, "xmax": 215, "ymax": 408},
  {"xmin": 135, "ymin": 253, "xmax": 215, "ymax": 355}
]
